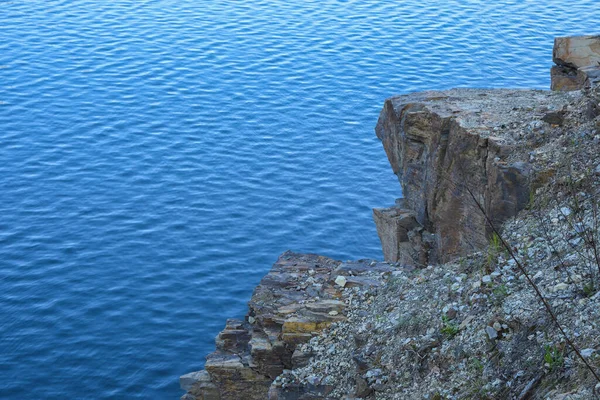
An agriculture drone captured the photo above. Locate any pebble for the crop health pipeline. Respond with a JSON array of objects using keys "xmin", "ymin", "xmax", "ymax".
[
  {"xmin": 486, "ymin": 326, "xmax": 498, "ymax": 340},
  {"xmin": 560, "ymin": 207, "xmax": 572, "ymax": 216},
  {"xmin": 334, "ymin": 275, "xmax": 347, "ymax": 288},
  {"xmin": 553, "ymin": 282, "xmax": 569, "ymax": 292},
  {"xmin": 482, "ymin": 275, "xmax": 492, "ymax": 284},
  {"xmin": 581, "ymin": 348, "xmax": 595, "ymax": 358}
]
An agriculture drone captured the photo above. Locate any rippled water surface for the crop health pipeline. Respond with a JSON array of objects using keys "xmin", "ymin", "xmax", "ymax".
[{"xmin": 1, "ymin": 0, "xmax": 599, "ymax": 398}]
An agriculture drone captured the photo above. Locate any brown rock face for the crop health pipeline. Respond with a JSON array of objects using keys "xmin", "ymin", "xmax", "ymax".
[
  {"xmin": 553, "ymin": 35, "xmax": 600, "ymax": 69},
  {"xmin": 551, "ymin": 35, "xmax": 600, "ymax": 91},
  {"xmin": 181, "ymin": 252, "xmax": 389, "ymax": 400},
  {"xmin": 374, "ymin": 88, "xmax": 576, "ymax": 264}
]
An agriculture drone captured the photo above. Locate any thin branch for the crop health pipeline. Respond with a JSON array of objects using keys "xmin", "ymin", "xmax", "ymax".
[{"xmin": 460, "ymin": 183, "xmax": 600, "ymax": 385}]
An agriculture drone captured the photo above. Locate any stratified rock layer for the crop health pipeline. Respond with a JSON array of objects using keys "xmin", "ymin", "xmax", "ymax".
[
  {"xmin": 374, "ymin": 88, "xmax": 579, "ymax": 264},
  {"xmin": 181, "ymin": 252, "xmax": 395, "ymax": 400}
]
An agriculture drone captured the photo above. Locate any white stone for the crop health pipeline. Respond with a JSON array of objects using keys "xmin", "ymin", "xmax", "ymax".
[
  {"xmin": 334, "ymin": 275, "xmax": 347, "ymax": 288},
  {"xmin": 482, "ymin": 275, "xmax": 492, "ymax": 284},
  {"xmin": 553, "ymin": 282, "xmax": 569, "ymax": 291},
  {"xmin": 581, "ymin": 348, "xmax": 595, "ymax": 358}
]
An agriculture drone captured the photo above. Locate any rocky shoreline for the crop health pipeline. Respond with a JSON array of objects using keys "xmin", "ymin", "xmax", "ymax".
[{"xmin": 181, "ymin": 35, "xmax": 600, "ymax": 399}]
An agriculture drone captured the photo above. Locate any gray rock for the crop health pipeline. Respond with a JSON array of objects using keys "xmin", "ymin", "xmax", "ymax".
[
  {"xmin": 372, "ymin": 206, "xmax": 422, "ymax": 264},
  {"xmin": 180, "ymin": 371, "xmax": 208, "ymax": 392},
  {"xmin": 581, "ymin": 348, "xmax": 595, "ymax": 358},
  {"xmin": 486, "ymin": 326, "xmax": 498, "ymax": 340},
  {"xmin": 354, "ymin": 376, "xmax": 373, "ymax": 398}
]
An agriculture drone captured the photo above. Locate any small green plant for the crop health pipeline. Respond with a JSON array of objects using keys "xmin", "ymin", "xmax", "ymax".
[
  {"xmin": 492, "ymin": 284, "xmax": 509, "ymax": 305},
  {"xmin": 583, "ymin": 282, "xmax": 596, "ymax": 297},
  {"xmin": 469, "ymin": 357, "xmax": 484, "ymax": 373},
  {"xmin": 486, "ymin": 233, "xmax": 503, "ymax": 270},
  {"xmin": 527, "ymin": 189, "xmax": 536, "ymax": 210},
  {"xmin": 544, "ymin": 344, "xmax": 564, "ymax": 372},
  {"xmin": 441, "ymin": 315, "xmax": 459, "ymax": 338}
]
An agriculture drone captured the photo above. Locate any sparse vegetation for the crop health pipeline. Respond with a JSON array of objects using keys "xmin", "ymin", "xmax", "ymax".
[{"xmin": 544, "ymin": 344, "xmax": 565, "ymax": 372}]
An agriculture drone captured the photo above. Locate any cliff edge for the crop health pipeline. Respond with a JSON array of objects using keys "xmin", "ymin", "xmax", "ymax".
[{"xmin": 181, "ymin": 35, "xmax": 600, "ymax": 400}]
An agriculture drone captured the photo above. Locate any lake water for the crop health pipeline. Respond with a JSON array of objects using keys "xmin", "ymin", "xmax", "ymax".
[{"xmin": 1, "ymin": 0, "xmax": 598, "ymax": 398}]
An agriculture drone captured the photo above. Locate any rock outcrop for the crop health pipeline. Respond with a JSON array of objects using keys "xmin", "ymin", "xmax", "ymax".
[
  {"xmin": 183, "ymin": 35, "xmax": 600, "ymax": 399},
  {"xmin": 551, "ymin": 35, "xmax": 600, "ymax": 91},
  {"xmin": 373, "ymin": 88, "xmax": 583, "ymax": 264},
  {"xmin": 181, "ymin": 252, "xmax": 401, "ymax": 400}
]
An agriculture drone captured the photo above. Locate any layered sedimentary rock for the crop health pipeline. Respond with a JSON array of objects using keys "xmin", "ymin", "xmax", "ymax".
[
  {"xmin": 181, "ymin": 252, "xmax": 395, "ymax": 400},
  {"xmin": 551, "ymin": 35, "xmax": 600, "ymax": 91},
  {"xmin": 373, "ymin": 88, "xmax": 582, "ymax": 264}
]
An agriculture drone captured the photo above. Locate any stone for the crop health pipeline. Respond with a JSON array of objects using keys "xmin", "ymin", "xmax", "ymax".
[
  {"xmin": 372, "ymin": 206, "xmax": 422, "ymax": 264},
  {"xmin": 486, "ymin": 326, "xmax": 498, "ymax": 340},
  {"xmin": 482, "ymin": 275, "xmax": 492, "ymax": 284},
  {"xmin": 553, "ymin": 35, "xmax": 600, "ymax": 69},
  {"xmin": 334, "ymin": 275, "xmax": 347, "ymax": 288},
  {"xmin": 579, "ymin": 65, "xmax": 600, "ymax": 89},
  {"xmin": 551, "ymin": 65, "xmax": 582, "ymax": 91},
  {"xmin": 581, "ymin": 348, "xmax": 595, "ymax": 358},
  {"xmin": 552, "ymin": 36, "xmax": 600, "ymax": 91},
  {"xmin": 180, "ymin": 371, "xmax": 209, "ymax": 392},
  {"xmin": 553, "ymin": 282, "xmax": 569, "ymax": 292},
  {"xmin": 291, "ymin": 348, "xmax": 314, "ymax": 369}
]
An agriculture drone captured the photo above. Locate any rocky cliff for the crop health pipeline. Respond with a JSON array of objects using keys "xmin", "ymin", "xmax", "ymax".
[
  {"xmin": 372, "ymin": 34, "xmax": 600, "ymax": 266},
  {"xmin": 181, "ymin": 36, "xmax": 600, "ymax": 400},
  {"xmin": 372, "ymin": 88, "xmax": 578, "ymax": 265}
]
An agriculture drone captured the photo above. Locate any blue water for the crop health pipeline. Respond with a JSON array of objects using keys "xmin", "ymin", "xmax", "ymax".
[{"xmin": 1, "ymin": 0, "xmax": 598, "ymax": 398}]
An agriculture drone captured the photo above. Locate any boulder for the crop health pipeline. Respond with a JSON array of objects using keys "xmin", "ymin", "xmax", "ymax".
[
  {"xmin": 553, "ymin": 35, "xmax": 600, "ymax": 69},
  {"xmin": 551, "ymin": 35, "xmax": 600, "ymax": 91}
]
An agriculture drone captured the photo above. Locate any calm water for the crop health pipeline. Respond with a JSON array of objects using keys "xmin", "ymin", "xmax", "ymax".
[{"xmin": 1, "ymin": 0, "xmax": 598, "ymax": 398}]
